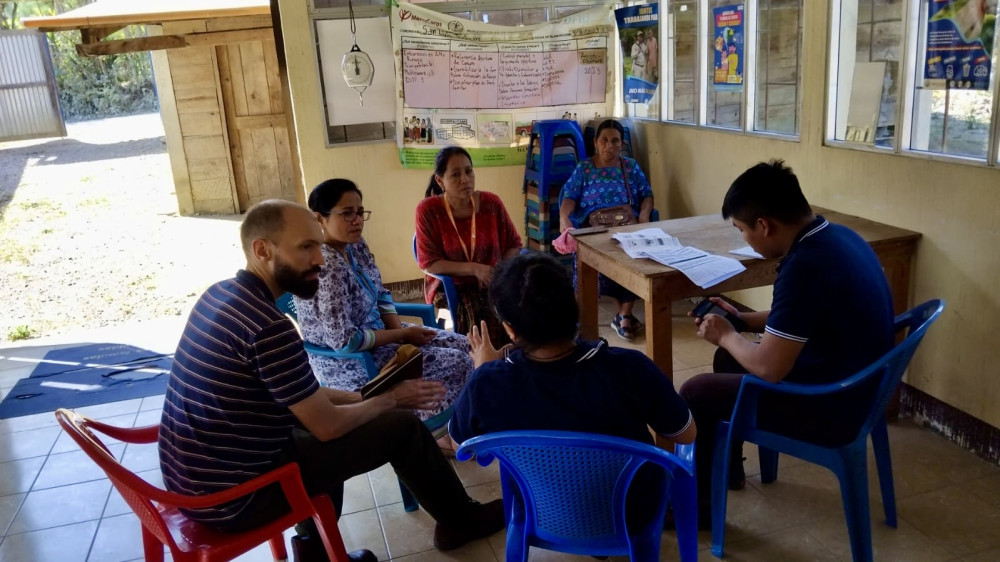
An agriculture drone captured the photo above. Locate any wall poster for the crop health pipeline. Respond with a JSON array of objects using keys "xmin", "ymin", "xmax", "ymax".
[
  {"xmin": 616, "ymin": 3, "xmax": 659, "ymax": 107},
  {"xmin": 712, "ymin": 4, "xmax": 744, "ymax": 91},
  {"xmin": 923, "ymin": 0, "xmax": 996, "ymax": 90},
  {"xmin": 391, "ymin": 2, "xmax": 616, "ymax": 168}
]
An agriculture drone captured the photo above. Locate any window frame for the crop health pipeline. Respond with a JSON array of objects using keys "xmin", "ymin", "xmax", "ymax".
[
  {"xmin": 825, "ymin": 0, "xmax": 1000, "ymax": 169},
  {"xmin": 650, "ymin": 0, "xmax": 804, "ymax": 142}
]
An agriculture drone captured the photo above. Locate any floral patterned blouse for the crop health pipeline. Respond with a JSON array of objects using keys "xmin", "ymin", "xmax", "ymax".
[
  {"xmin": 559, "ymin": 156, "xmax": 653, "ymax": 228},
  {"xmin": 294, "ymin": 239, "xmax": 394, "ymax": 353}
]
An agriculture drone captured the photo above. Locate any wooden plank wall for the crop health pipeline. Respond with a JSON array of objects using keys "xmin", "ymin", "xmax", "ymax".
[
  {"xmin": 217, "ymin": 37, "xmax": 297, "ymax": 209},
  {"xmin": 157, "ymin": 15, "xmax": 294, "ymax": 215}
]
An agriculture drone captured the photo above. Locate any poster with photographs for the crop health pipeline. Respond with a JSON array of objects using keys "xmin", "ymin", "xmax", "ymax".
[{"xmin": 616, "ymin": 3, "xmax": 659, "ymax": 105}]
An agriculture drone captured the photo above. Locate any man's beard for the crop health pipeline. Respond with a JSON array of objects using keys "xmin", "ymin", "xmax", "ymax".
[{"xmin": 275, "ymin": 258, "xmax": 321, "ymax": 299}]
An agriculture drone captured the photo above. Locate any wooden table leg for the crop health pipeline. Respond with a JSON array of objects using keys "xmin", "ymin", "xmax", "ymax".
[
  {"xmin": 882, "ymin": 250, "xmax": 914, "ymax": 420},
  {"xmin": 578, "ymin": 254, "xmax": 599, "ymax": 340},
  {"xmin": 646, "ymin": 291, "xmax": 674, "ymax": 380}
]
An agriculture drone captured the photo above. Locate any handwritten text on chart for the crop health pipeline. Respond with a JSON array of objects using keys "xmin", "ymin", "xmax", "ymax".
[{"xmin": 403, "ymin": 46, "xmax": 606, "ymax": 109}]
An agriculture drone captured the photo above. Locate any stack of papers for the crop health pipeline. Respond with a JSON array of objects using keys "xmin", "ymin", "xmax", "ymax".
[
  {"xmin": 612, "ymin": 228, "xmax": 747, "ymax": 289},
  {"xmin": 612, "ymin": 228, "xmax": 682, "ymax": 259}
]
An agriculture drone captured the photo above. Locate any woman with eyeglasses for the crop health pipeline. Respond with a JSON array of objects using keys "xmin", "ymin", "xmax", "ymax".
[
  {"xmin": 294, "ymin": 178, "xmax": 474, "ymax": 452},
  {"xmin": 416, "ymin": 146, "xmax": 522, "ymax": 347}
]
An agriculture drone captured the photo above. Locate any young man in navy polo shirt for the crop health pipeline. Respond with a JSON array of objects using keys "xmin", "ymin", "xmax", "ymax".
[{"xmin": 679, "ymin": 160, "xmax": 894, "ymax": 518}]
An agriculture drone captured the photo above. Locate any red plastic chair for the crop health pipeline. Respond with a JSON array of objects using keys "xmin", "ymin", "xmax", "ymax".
[{"xmin": 55, "ymin": 408, "xmax": 352, "ymax": 562}]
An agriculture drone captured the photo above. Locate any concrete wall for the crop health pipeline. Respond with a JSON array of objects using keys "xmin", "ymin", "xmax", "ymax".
[{"xmin": 278, "ymin": 0, "xmax": 1000, "ymax": 428}]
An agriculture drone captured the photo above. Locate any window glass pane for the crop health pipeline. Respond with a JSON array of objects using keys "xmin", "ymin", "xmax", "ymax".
[
  {"xmin": 666, "ymin": 1, "xmax": 698, "ymax": 123},
  {"xmin": 480, "ymin": 10, "xmax": 524, "ymax": 26},
  {"xmin": 554, "ymin": 6, "xmax": 590, "ymax": 18},
  {"xmin": 909, "ymin": 1, "xmax": 997, "ymax": 160},
  {"xmin": 754, "ymin": 0, "xmax": 802, "ymax": 135},
  {"xmin": 707, "ymin": 0, "xmax": 743, "ymax": 129},
  {"xmin": 830, "ymin": 0, "xmax": 904, "ymax": 147}
]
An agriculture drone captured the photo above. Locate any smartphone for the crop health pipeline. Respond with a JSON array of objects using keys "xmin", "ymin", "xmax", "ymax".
[
  {"xmin": 692, "ymin": 299, "xmax": 730, "ymax": 319},
  {"xmin": 692, "ymin": 299, "xmax": 748, "ymax": 332}
]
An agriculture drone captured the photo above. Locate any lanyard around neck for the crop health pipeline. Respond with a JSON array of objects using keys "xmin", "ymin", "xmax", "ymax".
[{"xmin": 442, "ymin": 194, "xmax": 476, "ymax": 262}]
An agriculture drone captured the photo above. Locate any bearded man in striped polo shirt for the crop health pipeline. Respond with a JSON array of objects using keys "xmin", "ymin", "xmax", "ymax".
[{"xmin": 159, "ymin": 200, "xmax": 503, "ymax": 561}]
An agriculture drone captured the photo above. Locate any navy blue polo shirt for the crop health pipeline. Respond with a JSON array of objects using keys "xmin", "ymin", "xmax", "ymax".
[
  {"xmin": 159, "ymin": 270, "xmax": 320, "ymax": 525},
  {"xmin": 766, "ymin": 216, "xmax": 894, "ymax": 383},
  {"xmin": 449, "ymin": 339, "xmax": 692, "ymax": 446}
]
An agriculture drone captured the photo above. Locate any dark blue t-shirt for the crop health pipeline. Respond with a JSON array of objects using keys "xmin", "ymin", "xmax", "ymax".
[
  {"xmin": 766, "ymin": 216, "xmax": 894, "ymax": 383},
  {"xmin": 449, "ymin": 339, "xmax": 692, "ymax": 446}
]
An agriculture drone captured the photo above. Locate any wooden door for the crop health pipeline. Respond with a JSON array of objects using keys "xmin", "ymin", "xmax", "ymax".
[{"xmin": 216, "ymin": 39, "xmax": 296, "ymax": 211}]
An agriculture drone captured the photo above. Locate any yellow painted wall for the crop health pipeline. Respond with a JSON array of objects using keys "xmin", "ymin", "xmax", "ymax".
[
  {"xmin": 276, "ymin": 0, "xmax": 525, "ymax": 284},
  {"xmin": 278, "ymin": 0, "xmax": 1000, "ymax": 427}
]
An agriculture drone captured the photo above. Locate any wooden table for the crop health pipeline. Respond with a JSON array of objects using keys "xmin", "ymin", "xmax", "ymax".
[{"xmin": 575, "ymin": 208, "xmax": 921, "ymax": 378}]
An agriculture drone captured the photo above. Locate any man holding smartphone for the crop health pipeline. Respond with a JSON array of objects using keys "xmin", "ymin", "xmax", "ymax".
[{"xmin": 680, "ymin": 160, "xmax": 894, "ymax": 521}]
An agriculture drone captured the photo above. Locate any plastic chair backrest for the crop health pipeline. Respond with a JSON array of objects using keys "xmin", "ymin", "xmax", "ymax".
[
  {"xmin": 56, "ymin": 408, "xmax": 177, "ymax": 549},
  {"xmin": 526, "ymin": 120, "xmax": 587, "ymax": 190},
  {"xmin": 412, "ymin": 234, "xmax": 460, "ymax": 322},
  {"xmin": 276, "ymin": 292, "xmax": 298, "ymax": 321},
  {"xmin": 457, "ymin": 430, "xmax": 694, "ymax": 553},
  {"xmin": 859, "ymin": 299, "xmax": 944, "ymax": 438}
]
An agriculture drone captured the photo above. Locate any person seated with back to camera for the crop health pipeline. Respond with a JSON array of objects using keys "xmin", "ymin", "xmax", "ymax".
[
  {"xmin": 415, "ymin": 146, "xmax": 522, "ymax": 346},
  {"xmin": 679, "ymin": 160, "xmax": 895, "ymax": 523},
  {"xmin": 293, "ymin": 178, "xmax": 475, "ymax": 455},
  {"xmin": 448, "ymin": 252, "xmax": 696, "ymax": 526},
  {"xmin": 559, "ymin": 119, "xmax": 655, "ymax": 341}
]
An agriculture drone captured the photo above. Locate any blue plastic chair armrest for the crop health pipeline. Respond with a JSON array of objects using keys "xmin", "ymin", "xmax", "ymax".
[
  {"xmin": 394, "ymin": 303, "xmax": 437, "ymax": 327},
  {"xmin": 650, "ymin": 208, "xmax": 660, "ymax": 222}
]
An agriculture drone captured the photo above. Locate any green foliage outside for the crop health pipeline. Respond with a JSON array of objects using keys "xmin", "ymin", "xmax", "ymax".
[{"xmin": 1, "ymin": 0, "xmax": 158, "ymax": 121}]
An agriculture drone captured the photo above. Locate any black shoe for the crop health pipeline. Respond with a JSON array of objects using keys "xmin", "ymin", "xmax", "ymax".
[
  {"xmin": 291, "ymin": 534, "xmax": 377, "ymax": 562},
  {"xmin": 433, "ymin": 499, "xmax": 505, "ymax": 551}
]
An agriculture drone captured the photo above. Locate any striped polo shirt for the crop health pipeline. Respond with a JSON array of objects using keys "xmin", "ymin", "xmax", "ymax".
[{"xmin": 158, "ymin": 269, "xmax": 319, "ymax": 524}]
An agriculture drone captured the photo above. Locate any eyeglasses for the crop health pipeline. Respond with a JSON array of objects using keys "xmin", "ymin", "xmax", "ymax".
[{"xmin": 325, "ymin": 208, "xmax": 372, "ymax": 222}]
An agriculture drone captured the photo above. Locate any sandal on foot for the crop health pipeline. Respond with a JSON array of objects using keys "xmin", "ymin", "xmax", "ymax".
[
  {"xmin": 611, "ymin": 314, "xmax": 636, "ymax": 340},
  {"xmin": 622, "ymin": 314, "xmax": 644, "ymax": 335}
]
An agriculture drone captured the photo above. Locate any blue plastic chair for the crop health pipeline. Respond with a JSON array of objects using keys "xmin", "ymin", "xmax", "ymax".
[
  {"xmin": 523, "ymin": 120, "xmax": 587, "ymax": 190},
  {"xmin": 412, "ymin": 234, "xmax": 460, "ymax": 329},
  {"xmin": 276, "ymin": 292, "xmax": 447, "ymax": 513},
  {"xmin": 710, "ymin": 299, "xmax": 945, "ymax": 561},
  {"xmin": 457, "ymin": 430, "xmax": 698, "ymax": 562}
]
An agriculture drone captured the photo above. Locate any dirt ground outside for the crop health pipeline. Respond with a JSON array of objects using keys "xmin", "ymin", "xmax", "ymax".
[{"xmin": 0, "ymin": 113, "xmax": 245, "ymax": 344}]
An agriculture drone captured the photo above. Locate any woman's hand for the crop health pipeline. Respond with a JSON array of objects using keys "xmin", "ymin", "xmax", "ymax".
[
  {"xmin": 468, "ymin": 320, "xmax": 506, "ymax": 368},
  {"xmin": 559, "ymin": 216, "xmax": 574, "ymax": 233},
  {"xmin": 402, "ymin": 326, "xmax": 436, "ymax": 346},
  {"xmin": 388, "ymin": 379, "xmax": 445, "ymax": 410},
  {"xmin": 471, "ymin": 263, "xmax": 493, "ymax": 288}
]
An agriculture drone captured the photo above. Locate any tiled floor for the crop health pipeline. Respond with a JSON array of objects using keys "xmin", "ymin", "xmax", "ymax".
[{"xmin": 1, "ymin": 300, "xmax": 999, "ymax": 561}]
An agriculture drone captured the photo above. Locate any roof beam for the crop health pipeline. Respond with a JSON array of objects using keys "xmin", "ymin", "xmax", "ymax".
[{"xmin": 76, "ymin": 27, "xmax": 274, "ymax": 56}]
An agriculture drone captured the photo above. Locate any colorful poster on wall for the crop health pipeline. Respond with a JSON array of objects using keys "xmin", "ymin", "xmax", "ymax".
[
  {"xmin": 923, "ymin": 0, "xmax": 996, "ymax": 90},
  {"xmin": 712, "ymin": 4, "xmax": 744, "ymax": 91},
  {"xmin": 391, "ymin": 2, "xmax": 616, "ymax": 169},
  {"xmin": 615, "ymin": 3, "xmax": 659, "ymax": 105}
]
